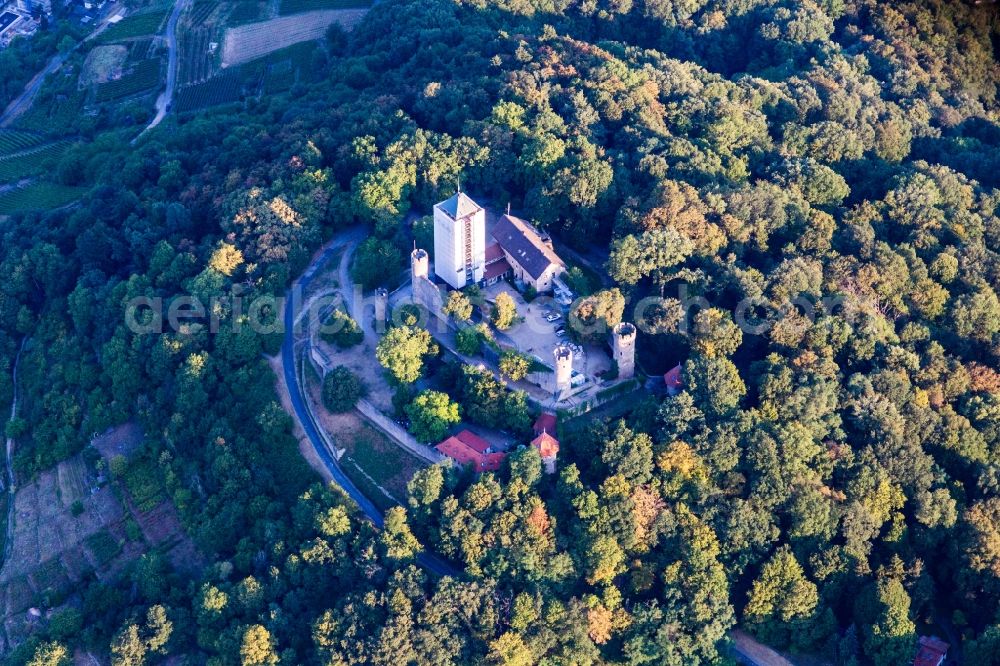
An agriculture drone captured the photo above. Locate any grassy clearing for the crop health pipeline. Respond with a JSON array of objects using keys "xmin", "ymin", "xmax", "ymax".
[
  {"xmin": 334, "ymin": 416, "xmax": 427, "ymax": 502},
  {"xmin": 0, "ymin": 129, "xmax": 45, "ymax": 156},
  {"xmin": 94, "ymin": 58, "xmax": 162, "ymax": 102},
  {"xmin": 279, "ymin": 0, "xmax": 370, "ymax": 15},
  {"xmin": 340, "ymin": 457, "xmax": 397, "ymax": 513},
  {"xmin": 0, "ymin": 141, "xmax": 72, "ymax": 183},
  {"xmin": 99, "ymin": 7, "xmax": 170, "ymax": 43},
  {"xmin": 80, "ymin": 45, "xmax": 128, "ymax": 86},
  {"xmin": 0, "ymin": 183, "xmax": 85, "ymax": 213}
]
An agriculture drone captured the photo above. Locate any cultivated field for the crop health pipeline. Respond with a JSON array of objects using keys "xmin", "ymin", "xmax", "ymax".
[
  {"xmin": 98, "ymin": 6, "xmax": 171, "ymax": 43},
  {"xmin": 0, "ymin": 425, "xmax": 202, "ymax": 647},
  {"xmin": 0, "ymin": 141, "xmax": 72, "ymax": 184},
  {"xmin": 221, "ymin": 8, "xmax": 366, "ymax": 67},
  {"xmin": 0, "ymin": 183, "xmax": 85, "ymax": 214},
  {"xmin": 280, "ymin": 0, "xmax": 370, "ymax": 15},
  {"xmin": 94, "ymin": 58, "xmax": 163, "ymax": 102},
  {"xmin": 0, "ymin": 130, "xmax": 45, "ymax": 157},
  {"xmin": 178, "ymin": 26, "xmax": 216, "ymax": 86},
  {"xmin": 175, "ymin": 40, "xmax": 321, "ymax": 112},
  {"xmin": 15, "ymin": 92, "xmax": 87, "ymax": 136},
  {"xmin": 174, "ymin": 65, "xmax": 254, "ymax": 111},
  {"xmin": 189, "ymin": 0, "xmax": 221, "ymax": 25},
  {"xmin": 0, "ymin": 454, "xmax": 142, "ymax": 647},
  {"xmin": 80, "ymin": 45, "xmax": 129, "ymax": 86}
]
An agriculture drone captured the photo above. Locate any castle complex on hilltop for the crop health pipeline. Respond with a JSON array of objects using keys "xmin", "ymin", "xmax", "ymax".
[{"xmin": 432, "ymin": 192, "xmax": 567, "ymax": 294}]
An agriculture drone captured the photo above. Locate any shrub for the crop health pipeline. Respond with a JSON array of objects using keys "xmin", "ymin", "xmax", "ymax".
[
  {"xmin": 456, "ymin": 326, "xmax": 483, "ymax": 355},
  {"xmin": 405, "ymin": 390, "xmax": 460, "ymax": 443},
  {"xmin": 322, "ymin": 366, "xmax": 366, "ymax": 412},
  {"xmin": 320, "ymin": 309, "xmax": 364, "ymax": 348},
  {"xmin": 492, "ymin": 292, "xmax": 518, "ymax": 330},
  {"xmin": 499, "ymin": 350, "xmax": 531, "ymax": 381}
]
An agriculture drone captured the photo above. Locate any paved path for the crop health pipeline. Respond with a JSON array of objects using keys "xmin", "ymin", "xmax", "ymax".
[
  {"xmin": 731, "ymin": 630, "xmax": 797, "ymax": 666},
  {"xmin": 136, "ymin": 0, "xmax": 190, "ymax": 141},
  {"xmin": 281, "ymin": 231, "xmax": 458, "ymax": 577},
  {"xmin": 0, "ymin": 54, "xmax": 67, "ymax": 128}
]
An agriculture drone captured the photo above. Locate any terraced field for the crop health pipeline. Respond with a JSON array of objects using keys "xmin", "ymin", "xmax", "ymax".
[
  {"xmin": 189, "ymin": 0, "xmax": 220, "ymax": 25},
  {"xmin": 176, "ymin": 40, "xmax": 321, "ymax": 112},
  {"xmin": 174, "ymin": 65, "xmax": 255, "ymax": 112},
  {"xmin": 0, "ymin": 183, "xmax": 85, "ymax": 214},
  {"xmin": 0, "ymin": 130, "xmax": 45, "ymax": 157},
  {"xmin": 14, "ymin": 92, "xmax": 87, "ymax": 136},
  {"xmin": 94, "ymin": 58, "xmax": 163, "ymax": 102},
  {"xmin": 0, "ymin": 141, "xmax": 72, "ymax": 183},
  {"xmin": 178, "ymin": 26, "xmax": 215, "ymax": 86},
  {"xmin": 98, "ymin": 6, "xmax": 171, "ymax": 43}
]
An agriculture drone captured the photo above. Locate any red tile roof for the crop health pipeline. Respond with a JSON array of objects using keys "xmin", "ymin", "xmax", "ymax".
[
  {"xmin": 455, "ymin": 429, "xmax": 491, "ymax": 454},
  {"xmin": 436, "ymin": 436, "xmax": 480, "ymax": 466},
  {"xmin": 483, "ymin": 258, "xmax": 511, "ymax": 281},
  {"xmin": 914, "ymin": 636, "xmax": 949, "ymax": 666},
  {"xmin": 485, "ymin": 242, "xmax": 506, "ymax": 263},
  {"xmin": 531, "ymin": 432, "xmax": 560, "ymax": 459},
  {"xmin": 435, "ymin": 429, "xmax": 505, "ymax": 473},
  {"xmin": 664, "ymin": 364, "xmax": 683, "ymax": 390},
  {"xmin": 533, "ymin": 412, "xmax": 557, "ymax": 436},
  {"xmin": 480, "ymin": 452, "xmax": 506, "ymax": 472}
]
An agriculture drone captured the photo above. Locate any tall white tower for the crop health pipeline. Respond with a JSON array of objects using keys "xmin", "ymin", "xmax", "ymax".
[
  {"xmin": 611, "ymin": 322, "xmax": 636, "ymax": 379},
  {"xmin": 433, "ymin": 192, "xmax": 486, "ymax": 290}
]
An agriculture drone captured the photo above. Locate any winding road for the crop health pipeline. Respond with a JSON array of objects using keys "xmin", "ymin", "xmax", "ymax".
[
  {"xmin": 136, "ymin": 0, "xmax": 190, "ymax": 140},
  {"xmin": 280, "ymin": 232, "xmax": 458, "ymax": 577},
  {"xmin": 0, "ymin": 54, "xmax": 67, "ymax": 129}
]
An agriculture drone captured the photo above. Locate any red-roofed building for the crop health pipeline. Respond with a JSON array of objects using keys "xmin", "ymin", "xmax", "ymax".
[
  {"xmin": 455, "ymin": 429, "xmax": 491, "ymax": 454},
  {"xmin": 913, "ymin": 636, "xmax": 949, "ymax": 666},
  {"xmin": 533, "ymin": 412, "xmax": 557, "ymax": 437},
  {"xmin": 531, "ymin": 431, "xmax": 559, "ymax": 475},
  {"xmin": 436, "ymin": 429, "xmax": 506, "ymax": 473},
  {"xmin": 483, "ymin": 242, "xmax": 511, "ymax": 285},
  {"xmin": 664, "ymin": 364, "xmax": 683, "ymax": 396}
]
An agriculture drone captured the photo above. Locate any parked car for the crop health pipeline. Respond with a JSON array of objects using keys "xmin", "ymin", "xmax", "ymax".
[
  {"xmin": 555, "ymin": 329, "xmax": 567, "ymax": 338},
  {"xmin": 545, "ymin": 313, "xmax": 562, "ymax": 322}
]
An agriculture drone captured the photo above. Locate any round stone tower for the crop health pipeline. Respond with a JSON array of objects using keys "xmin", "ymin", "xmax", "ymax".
[
  {"xmin": 411, "ymin": 248, "xmax": 429, "ymax": 282},
  {"xmin": 611, "ymin": 322, "xmax": 637, "ymax": 379},
  {"xmin": 375, "ymin": 287, "xmax": 388, "ymax": 325},
  {"xmin": 553, "ymin": 343, "xmax": 574, "ymax": 399}
]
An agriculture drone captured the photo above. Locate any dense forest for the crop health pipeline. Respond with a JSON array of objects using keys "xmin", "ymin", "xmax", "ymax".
[{"xmin": 1, "ymin": 0, "xmax": 1000, "ymax": 663}]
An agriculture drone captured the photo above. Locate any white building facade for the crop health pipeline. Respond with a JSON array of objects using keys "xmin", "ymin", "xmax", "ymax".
[{"xmin": 433, "ymin": 192, "xmax": 486, "ymax": 290}]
